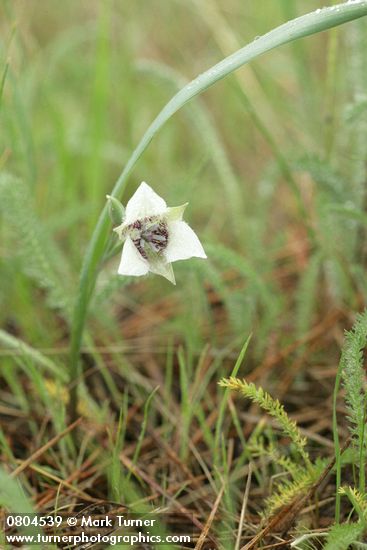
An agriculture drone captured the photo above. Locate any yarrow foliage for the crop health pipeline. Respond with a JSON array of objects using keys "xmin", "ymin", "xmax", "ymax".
[
  {"xmin": 110, "ymin": 182, "xmax": 207, "ymax": 284},
  {"xmin": 220, "ymin": 377, "xmax": 311, "ymax": 466}
]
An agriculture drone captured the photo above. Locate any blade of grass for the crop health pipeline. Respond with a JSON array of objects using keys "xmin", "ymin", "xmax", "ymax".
[
  {"xmin": 10, "ymin": 418, "xmax": 81, "ymax": 478},
  {"xmin": 7, "ymin": 69, "xmax": 37, "ymax": 184},
  {"xmin": 127, "ymin": 387, "xmax": 159, "ymax": 481},
  {"xmin": 333, "ymin": 354, "xmax": 343, "ymax": 523},
  {"xmin": 195, "ymin": 482, "xmax": 224, "ymax": 550},
  {"xmin": 0, "ymin": 19, "xmax": 16, "ymax": 113},
  {"xmin": 178, "ymin": 348, "xmax": 191, "ymax": 460},
  {"xmin": 0, "ymin": 329, "xmax": 67, "ymax": 382},
  {"xmin": 235, "ymin": 464, "xmax": 252, "ymax": 550},
  {"xmin": 214, "ymin": 335, "xmax": 251, "ymax": 466},
  {"xmin": 86, "ymin": 1, "xmax": 111, "ymax": 222},
  {"xmin": 0, "ymin": 60, "xmax": 9, "ymax": 112},
  {"xmin": 109, "ymin": 394, "xmax": 128, "ymax": 502}
]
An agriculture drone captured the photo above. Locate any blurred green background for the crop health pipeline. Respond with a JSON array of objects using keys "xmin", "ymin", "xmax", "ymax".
[
  {"xmin": 1, "ymin": 0, "xmax": 367, "ymax": 368},
  {"xmin": 1, "ymin": 0, "xmax": 367, "ymax": 541}
]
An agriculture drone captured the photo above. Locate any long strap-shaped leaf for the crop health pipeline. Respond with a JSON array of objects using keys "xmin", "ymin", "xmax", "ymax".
[{"xmin": 69, "ymin": 1, "xmax": 367, "ymax": 419}]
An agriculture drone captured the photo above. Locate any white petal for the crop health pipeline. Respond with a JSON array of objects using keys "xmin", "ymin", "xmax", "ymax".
[
  {"xmin": 149, "ymin": 260, "xmax": 176, "ymax": 285},
  {"xmin": 117, "ymin": 237, "xmax": 149, "ymax": 277},
  {"xmin": 164, "ymin": 221, "xmax": 207, "ymax": 263},
  {"xmin": 124, "ymin": 182, "xmax": 167, "ymax": 224}
]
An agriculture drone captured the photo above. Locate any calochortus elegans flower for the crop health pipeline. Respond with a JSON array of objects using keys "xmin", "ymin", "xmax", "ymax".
[{"xmin": 108, "ymin": 182, "xmax": 207, "ymax": 284}]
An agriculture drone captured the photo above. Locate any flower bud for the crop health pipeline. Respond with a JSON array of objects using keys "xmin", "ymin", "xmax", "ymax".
[{"xmin": 106, "ymin": 195, "xmax": 125, "ymax": 225}]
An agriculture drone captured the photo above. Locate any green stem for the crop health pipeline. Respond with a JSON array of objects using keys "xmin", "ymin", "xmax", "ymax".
[
  {"xmin": 359, "ymin": 403, "xmax": 366, "ymax": 494},
  {"xmin": 332, "ymin": 358, "xmax": 343, "ymax": 523},
  {"xmin": 68, "ymin": 2, "xmax": 367, "ymax": 420}
]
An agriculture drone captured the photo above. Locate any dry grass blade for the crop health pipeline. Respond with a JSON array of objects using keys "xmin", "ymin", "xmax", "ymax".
[
  {"xmin": 120, "ymin": 452, "xmax": 211, "ymax": 537},
  {"xmin": 194, "ymin": 483, "xmax": 224, "ymax": 550},
  {"xmin": 235, "ymin": 464, "xmax": 253, "ymax": 550},
  {"xmin": 10, "ymin": 418, "xmax": 82, "ymax": 478}
]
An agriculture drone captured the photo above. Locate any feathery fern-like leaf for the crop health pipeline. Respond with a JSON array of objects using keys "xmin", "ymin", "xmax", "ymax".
[
  {"xmin": 339, "ymin": 486, "xmax": 367, "ymax": 521},
  {"xmin": 264, "ymin": 457, "xmax": 325, "ymax": 517},
  {"xmin": 264, "ymin": 471, "xmax": 313, "ymax": 517},
  {"xmin": 340, "ymin": 310, "xmax": 367, "ymax": 444},
  {"xmin": 323, "ymin": 522, "xmax": 365, "ymax": 550},
  {"xmin": 219, "ymin": 377, "xmax": 310, "ymax": 467},
  {"xmin": 0, "ymin": 173, "xmax": 72, "ymax": 318}
]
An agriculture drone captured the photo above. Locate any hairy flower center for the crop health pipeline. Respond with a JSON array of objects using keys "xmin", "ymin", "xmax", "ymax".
[{"xmin": 128, "ymin": 217, "xmax": 168, "ymax": 260}]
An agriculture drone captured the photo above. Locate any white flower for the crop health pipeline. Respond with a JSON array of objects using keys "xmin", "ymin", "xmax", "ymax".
[{"xmin": 113, "ymin": 182, "xmax": 207, "ymax": 284}]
